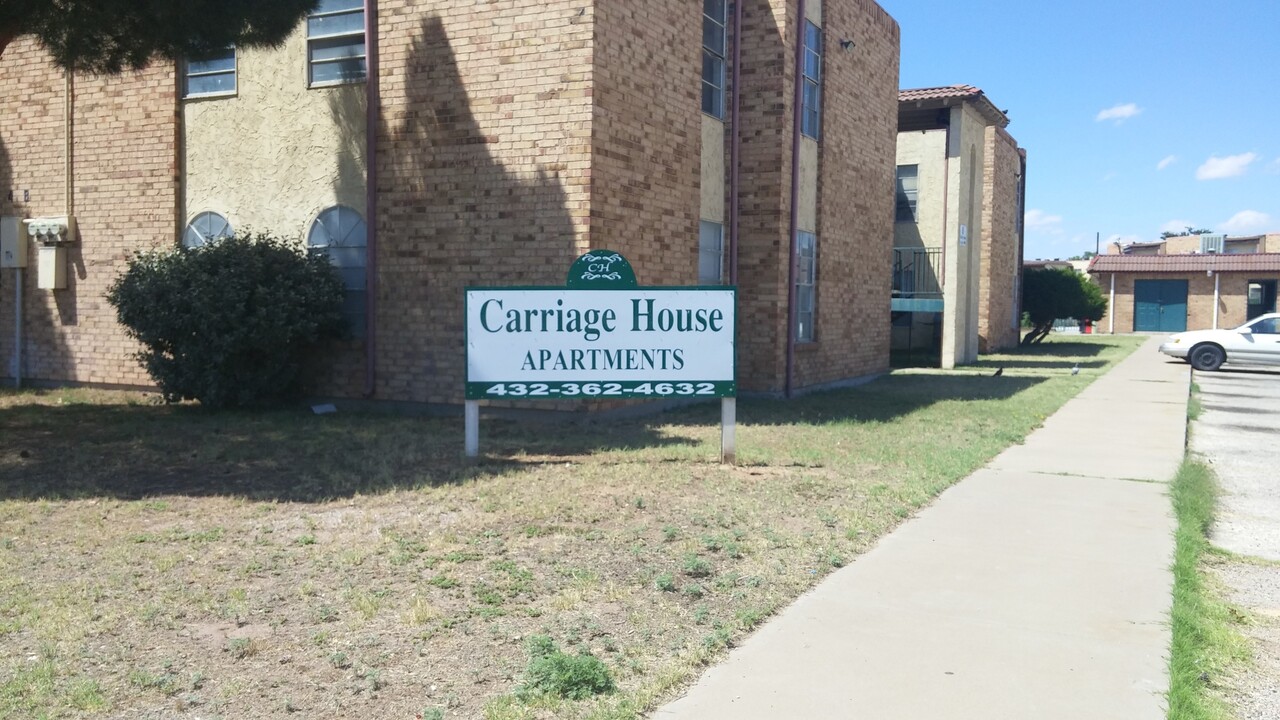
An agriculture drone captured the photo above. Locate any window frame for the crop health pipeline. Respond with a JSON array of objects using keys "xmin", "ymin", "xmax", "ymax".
[
  {"xmin": 702, "ymin": 0, "xmax": 728, "ymax": 119},
  {"xmin": 308, "ymin": 205, "xmax": 369, "ymax": 337},
  {"xmin": 307, "ymin": 0, "xmax": 368, "ymax": 88},
  {"xmin": 801, "ymin": 20, "xmax": 822, "ymax": 140},
  {"xmin": 699, "ymin": 220, "xmax": 725, "ymax": 284},
  {"xmin": 895, "ymin": 164, "xmax": 919, "ymax": 223},
  {"xmin": 182, "ymin": 46, "xmax": 237, "ymax": 99},
  {"xmin": 182, "ymin": 211, "xmax": 234, "ymax": 248},
  {"xmin": 795, "ymin": 230, "xmax": 817, "ymax": 342}
]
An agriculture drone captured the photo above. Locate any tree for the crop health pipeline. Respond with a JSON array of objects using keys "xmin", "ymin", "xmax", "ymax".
[
  {"xmin": 0, "ymin": 0, "xmax": 318, "ymax": 73},
  {"xmin": 1020, "ymin": 267, "xmax": 1108, "ymax": 345},
  {"xmin": 1160, "ymin": 226, "xmax": 1214, "ymax": 240},
  {"xmin": 1067, "ymin": 251, "xmax": 1097, "ymax": 261}
]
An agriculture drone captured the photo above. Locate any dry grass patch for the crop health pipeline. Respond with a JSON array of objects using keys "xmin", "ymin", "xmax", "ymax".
[{"xmin": 0, "ymin": 336, "xmax": 1143, "ymax": 719}]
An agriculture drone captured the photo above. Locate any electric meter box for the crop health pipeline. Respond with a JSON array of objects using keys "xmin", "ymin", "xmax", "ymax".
[
  {"xmin": 25, "ymin": 216, "xmax": 76, "ymax": 246},
  {"xmin": 1, "ymin": 216, "xmax": 26, "ymax": 268}
]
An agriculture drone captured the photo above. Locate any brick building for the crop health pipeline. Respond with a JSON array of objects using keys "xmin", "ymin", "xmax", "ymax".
[
  {"xmin": 0, "ymin": 0, "xmax": 901, "ymax": 404},
  {"xmin": 891, "ymin": 85, "xmax": 1026, "ymax": 366},
  {"xmin": 1090, "ymin": 242, "xmax": 1280, "ymax": 333}
]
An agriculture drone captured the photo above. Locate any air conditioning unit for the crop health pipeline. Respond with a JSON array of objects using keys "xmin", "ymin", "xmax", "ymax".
[{"xmin": 1199, "ymin": 234, "xmax": 1225, "ymax": 254}]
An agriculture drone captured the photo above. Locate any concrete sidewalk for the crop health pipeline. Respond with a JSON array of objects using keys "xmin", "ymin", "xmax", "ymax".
[{"xmin": 655, "ymin": 337, "xmax": 1187, "ymax": 720}]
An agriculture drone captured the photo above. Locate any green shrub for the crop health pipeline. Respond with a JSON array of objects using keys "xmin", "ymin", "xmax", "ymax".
[
  {"xmin": 518, "ymin": 635, "xmax": 615, "ymax": 701},
  {"xmin": 106, "ymin": 232, "xmax": 347, "ymax": 408}
]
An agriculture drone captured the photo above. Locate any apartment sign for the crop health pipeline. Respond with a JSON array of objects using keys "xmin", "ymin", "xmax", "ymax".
[{"xmin": 465, "ymin": 251, "xmax": 736, "ymax": 399}]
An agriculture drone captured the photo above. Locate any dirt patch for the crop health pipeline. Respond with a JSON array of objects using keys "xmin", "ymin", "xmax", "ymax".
[{"xmin": 1210, "ymin": 561, "xmax": 1280, "ymax": 720}]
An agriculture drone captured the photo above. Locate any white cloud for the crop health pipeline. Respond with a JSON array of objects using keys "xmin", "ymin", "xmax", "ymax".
[
  {"xmin": 1219, "ymin": 210, "xmax": 1273, "ymax": 235},
  {"xmin": 1157, "ymin": 155, "xmax": 1177, "ymax": 171},
  {"xmin": 1095, "ymin": 103, "xmax": 1142, "ymax": 123},
  {"xmin": 1025, "ymin": 209, "xmax": 1064, "ymax": 234},
  {"xmin": 1196, "ymin": 152, "xmax": 1258, "ymax": 180},
  {"xmin": 1160, "ymin": 219, "xmax": 1195, "ymax": 235}
]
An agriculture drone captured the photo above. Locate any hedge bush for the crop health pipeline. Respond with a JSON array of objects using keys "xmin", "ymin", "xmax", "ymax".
[{"xmin": 107, "ymin": 232, "xmax": 347, "ymax": 408}]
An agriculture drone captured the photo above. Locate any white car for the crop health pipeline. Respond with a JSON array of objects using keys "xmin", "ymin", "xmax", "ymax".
[{"xmin": 1159, "ymin": 313, "xmax": 1280, "ymax": 371}]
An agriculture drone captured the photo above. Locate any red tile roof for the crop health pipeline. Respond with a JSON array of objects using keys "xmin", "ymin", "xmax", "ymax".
[
  {"xmin": 1088, "ymin": 253, "xmax": 1280, "ymax": 273},
  {"xmin": 899, "ymin": 85, "xmax": 983, "ymax": 102}
]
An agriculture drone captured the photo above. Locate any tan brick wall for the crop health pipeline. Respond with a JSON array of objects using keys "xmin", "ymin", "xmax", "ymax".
[
  {"xmin": 978, "ymin": 125, "xmax": 1021, "ymax": 352},
  {"xmin": 794, "ymin": 0, "xmax": 899, "ymax": 389},
  {"xmin": 372, "ymin": 3, "xmax": 594, "ymax": 403},
  {"xmin": 1094, "ymin": 272, "xmax": 1280, "ymax": 333},
  {"xmin": 0, "ymin": 37, "xmax": 177, "ymax": 387}
]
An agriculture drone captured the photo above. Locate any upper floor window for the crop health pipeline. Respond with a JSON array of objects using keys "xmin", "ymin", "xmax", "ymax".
[
  {"xmin": 183, "ymin": 211, "xmax": 233, "ymax": 248},
  {"xmin": 702, "ymin": 0, "xmax": 728, "ymax": 118},
  {"xmin": 308, "ymin": 205, "xmax": 368, "ymax": 336},
  {"xmin": 895, "ymin": 165, "xmax": 919, "ymax": 223},
  {"xmin": 801, "ymin": 21, "xmax": 822, "ymax": 139},
  {"xmin": 183, "ymin": 47, "xmax": 236, "ymax": 98},
  {"xmin": 307, "ymin": 0, "xmax": 367, "ymax": 87},
  {"xmin": 796, "ymin": 231, "xmax": 817, "ymax": 342}
]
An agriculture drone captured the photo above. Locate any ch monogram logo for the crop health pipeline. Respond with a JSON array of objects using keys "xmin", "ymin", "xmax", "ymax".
[{"xmin": 580, "ymin": 253, "xmax": 625, "ymax": 282}]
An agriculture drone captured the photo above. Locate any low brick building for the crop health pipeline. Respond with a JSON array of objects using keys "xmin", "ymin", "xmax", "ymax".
[
  {"xmin": 0, "ymin": 0, "xmax": 901, "ymax": 404},
  {"xmin": 1089, "ymin": 254, "xmax": 1280, "ymax": 333}
]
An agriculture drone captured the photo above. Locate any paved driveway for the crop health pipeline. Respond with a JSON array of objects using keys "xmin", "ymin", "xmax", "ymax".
[{"xmin": 1190, "ymin": 364, "xmax": 1280, "ymax": 560}]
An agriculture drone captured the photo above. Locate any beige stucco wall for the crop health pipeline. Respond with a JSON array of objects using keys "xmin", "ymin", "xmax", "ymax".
[
  {"xmin": 807, "ymin": 0, "xmax": 824, "ymax": 24},
  {"xmin": 798, "ymin": 137, "xmax": 819, "ymax": 233},
  {"xmin": 701, "ymin": 115, "xmax": 725, "ymax": 223},
  {"xmin": 893, "ymin": 128, "xmax": 946, "ymax": 249},
  {"xmin": 182, "ymin": 25, "xmax": 367, "ymax": 241}
]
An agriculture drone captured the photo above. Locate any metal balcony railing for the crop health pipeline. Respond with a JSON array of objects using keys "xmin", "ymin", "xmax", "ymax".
[{"xmin": 892, "ymin": 247, "xmax": 942, "ymax": 298}]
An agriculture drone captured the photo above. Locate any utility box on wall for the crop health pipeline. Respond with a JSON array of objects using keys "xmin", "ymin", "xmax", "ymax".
[
  {"xmin": 24, "ymin": 216, "xmax": 75, "ymax": 290},
  {"xmin": 38, "ymin": 246, "xmax": 67, "ymax": 289},
  {"xmin": 0, "ymin": 216, "xmax": 26, "ymax": 268}
]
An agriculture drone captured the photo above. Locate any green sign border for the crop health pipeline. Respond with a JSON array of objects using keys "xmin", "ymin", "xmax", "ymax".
[{"xmin": 464, "ymin": 285, "xmax": 738, "ymax": 400}]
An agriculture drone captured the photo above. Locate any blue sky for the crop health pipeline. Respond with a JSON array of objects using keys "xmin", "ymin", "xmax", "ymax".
[{"xmin": 876, "ymin": 0, "xmax": 1280, "ymax": 260}]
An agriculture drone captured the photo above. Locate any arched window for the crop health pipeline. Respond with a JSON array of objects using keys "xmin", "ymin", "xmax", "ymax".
[
  {"xmin": 183, "ymin": 211, "xmax": 233, "ymax": 248},
  {"xmin": 308, "ymin": 205, "xmax": 367, "ymax": 337}
]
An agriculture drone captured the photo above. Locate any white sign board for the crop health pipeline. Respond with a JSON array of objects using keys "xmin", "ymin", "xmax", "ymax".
[{"xmin": 465, "ymin": 288, "xmax": 736, "ymax": 399}]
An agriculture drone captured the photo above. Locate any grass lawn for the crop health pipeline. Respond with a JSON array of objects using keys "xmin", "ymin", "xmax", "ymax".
[{"xmin": 0, "ymin": 335, "xmax": 1143, "ymax": 720}]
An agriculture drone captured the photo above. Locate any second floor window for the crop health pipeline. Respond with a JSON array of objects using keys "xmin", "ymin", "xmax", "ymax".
[
  {"xmin": 308, "ymin": 0, "xmax": 367, "ymax": 86},
  {"xmin": 895, "ymin": 165, "xmax": 919, "ymax": 223},
  {"xmin": 702, "ymin": 0, "xmax": 728, "ymax": 118},
  {"xmin": 802, "ymin": 21, "xmax": 822, "ymax": 139},
  {"xmin": 184, "ymin": 47, "xmax": 236, "ymax": 98}
]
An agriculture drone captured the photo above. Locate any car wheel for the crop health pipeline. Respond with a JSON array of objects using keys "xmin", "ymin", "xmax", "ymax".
[{"xmin": 1190, "ymin": 344, "xmax": 1225, "ymax": 372}]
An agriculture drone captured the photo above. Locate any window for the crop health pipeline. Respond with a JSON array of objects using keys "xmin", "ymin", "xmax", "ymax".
[
  {"xmin": 796, "ymin": 231, "xmax": 817, "ymax": 342},
  {"xmin": 308, "ymin": 205, "xmax": 368, "ymax": 336},
  {"xmin": 307, "ymin": 0, "xmax": 367, "ymax": 86},
  {"xmin": 895, "ymin": 165, "xmax": 918, "ymax": 223},
  {"xmin": 183, "ymin": 47, "xmax": 236, "ymax": 98},
  {"xmin": 182, "ymin": 211, "xmax": 233, "ymax": 248},
  {"xmin": 699, "ymin": 220, "xmax": 724, "ymax": 283},
  {"xmin": 801, "ymin": 21, "xmax": 822, "ymax": 139},
  {"xmin": 1250, "ymin": 317, "xmax": 1278, "ymax": 335},
  {"xmin": 702, "ymin": 0, "xmax": 728, "ymax": 118}
]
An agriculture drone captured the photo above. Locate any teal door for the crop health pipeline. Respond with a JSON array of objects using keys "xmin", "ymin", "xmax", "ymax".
[{"xmin": 1134, "ymin": 280, "xmax": 1188, "ymax": 332}]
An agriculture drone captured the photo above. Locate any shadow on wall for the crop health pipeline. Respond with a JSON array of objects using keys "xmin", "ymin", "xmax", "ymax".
[
  {"xmin": 0, "ymin": 131, "xmax": 74, "ymax": 385},
  {"xmin": 364, "ymin": 15, "xmax": 579, "ymax": 402}
]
